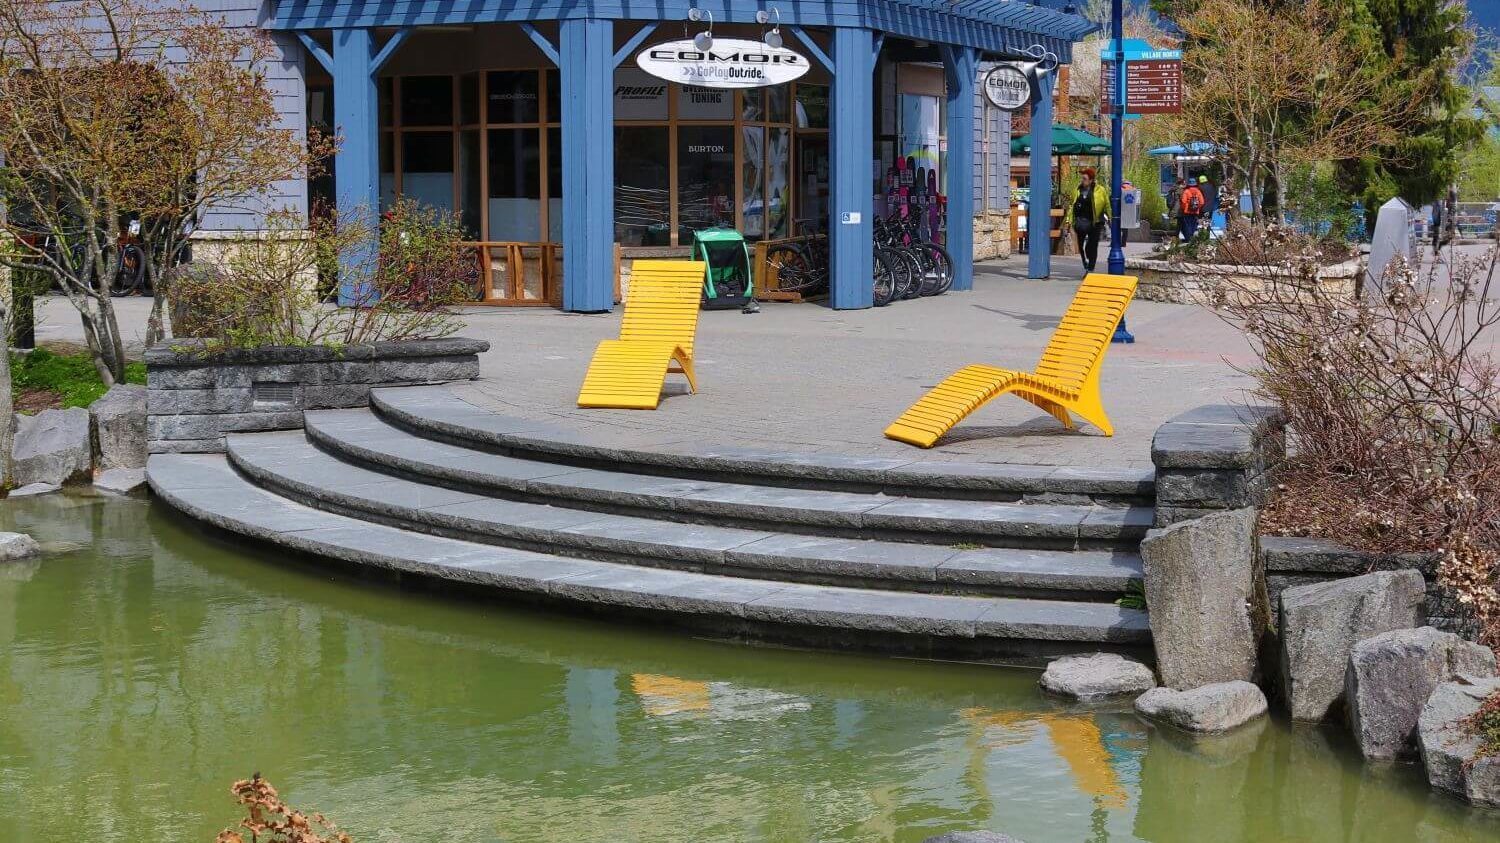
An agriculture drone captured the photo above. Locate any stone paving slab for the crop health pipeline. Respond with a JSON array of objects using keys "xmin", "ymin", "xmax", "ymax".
[{"xmin": 145, "ymin": 452, "xmax": 1150, "ymax": 648}]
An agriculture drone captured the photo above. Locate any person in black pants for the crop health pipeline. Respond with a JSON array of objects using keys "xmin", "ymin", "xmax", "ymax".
[{"xmin": 1072, "ymin": 168, "xmax": 1106, "ymax": 272}]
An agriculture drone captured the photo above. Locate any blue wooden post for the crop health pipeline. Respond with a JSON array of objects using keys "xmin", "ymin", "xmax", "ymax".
[
  {"xmin": 1026, "ymin": 69, "xmax": 1055, "ymax": 280},
  {"xmin": 332, "ymin": 29, "xmax": 379, "ymax": 306},
  {"xmin": 829, "ymin": 27, "xmax": 874, "ymax": 310},
  {"xmin": 559, "ymin": 18, "xmax": 615, "ymax": 313},
  {"xmin": 943, "ymin": 46, "xmax": 977, "ymax": 292}
]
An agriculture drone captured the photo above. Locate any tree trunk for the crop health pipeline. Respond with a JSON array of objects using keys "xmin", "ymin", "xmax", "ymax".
[{"xmin": 0, "ymin": 308, "xmax": 12, "ymax": 490}]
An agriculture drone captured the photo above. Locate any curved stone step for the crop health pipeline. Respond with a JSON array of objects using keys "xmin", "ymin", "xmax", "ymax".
[
  {"xmin": 146, "ymin": 453, "xmax": 1152, "ymax": 658},
  {"xmin": 229, "ymin": 430, "xmax": 1144, "ymax": 599},
  {"xmin": 369, "ymin": 386, "xmax": 1155, "ymax": 503},
  {"xmin": 300, "ymin": 410, "xmax": 1150, "ymax": 550}
]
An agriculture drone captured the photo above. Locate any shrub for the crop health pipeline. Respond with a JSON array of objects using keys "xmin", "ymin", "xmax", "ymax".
[
  {"xmin": 1212, "ymin": 242, "xmax": 1500, "ymax": 649},
  {"xmin": 170, "ymin": 200, "xmax": 477, "ymax": 351},
  {"xmin": 215, "ymin": 774, "xmax": 351, "ymax": 843}
]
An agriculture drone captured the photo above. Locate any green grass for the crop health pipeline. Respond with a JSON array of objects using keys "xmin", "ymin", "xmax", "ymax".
[
  {"xmin": 11, "ymin": 347, "xmax": 146, "ymax": 410},
  {"xmin": 1116, "ymin": 580, "xmax": 1147, "ymax": 611}
]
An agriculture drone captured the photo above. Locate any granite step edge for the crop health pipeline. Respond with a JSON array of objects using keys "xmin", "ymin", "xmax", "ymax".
[
  {"xmin": 370, "ymin": 386, "xmax": 1156, "ymax": 499},
  {"xmin": 299, "ymin": 413, "xmax": 1150, "ymax": 548},
  {"xmin": 230, "ymin": 432, "xmax": 1145, "ymax": 597},
  {"xmin": 145, "ymin": 454, "xmax": 1151, "ymax": 649}
]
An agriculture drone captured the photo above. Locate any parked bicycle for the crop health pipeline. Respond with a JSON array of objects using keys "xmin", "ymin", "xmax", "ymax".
[{"xmin": 760, "ymin": 212, "xmax": 953, "ymax": 307}]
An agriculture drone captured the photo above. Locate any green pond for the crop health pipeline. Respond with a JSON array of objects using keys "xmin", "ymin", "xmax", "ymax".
[{"xmin": 0, "ymin": 495, "xmax": 1496, "ymax": 843}]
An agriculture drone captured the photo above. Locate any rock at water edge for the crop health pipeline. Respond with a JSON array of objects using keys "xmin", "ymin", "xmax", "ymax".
[
  {"xmin": 90, "ymin": 384, "xmax": 147, "ymax": 471},
  {"xmin": 1418, "ymin": 675, "xmax": 1500, "ymax": 808},
  {"xmin": 922, "ymin": 833, "xmax": 1027, "ymax": 843},
  {"xmin": 1346, "ymin": 626, "xmax": 1496, "ymax": 760},
  {"xmin": 1140, "ymin": 508, "xmax": 1265, "ymax": 689},
  {"xmin": 1040, "ymin": 653, "xmax": 1157, "ymax": 700},
  {"xmin": 9, "ymin": 482, "xmax": 60, "ymax": 497},
  {"xmin": 1278, "ymin": 570, "xmax": 1425, "ymax": 721},
  {"xmin": 0, "ymin": 532, "xmax": 41, "ymax": 561},
  {"xmin": 94, "ymin": 467, "xmax": 148, "ymax": 496},
  {"xmin": 1134, "ymin": 681, "xmax": 1269, "ymax": 733},
  {"xmin": 12, "ymin": 408, "xmax": 91, "ymax": 487}
]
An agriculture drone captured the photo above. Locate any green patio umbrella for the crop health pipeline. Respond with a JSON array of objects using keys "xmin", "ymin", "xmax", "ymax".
[{"xmin": 1010, "ymin": 126, "xmax": 1111, "ymax": 157}]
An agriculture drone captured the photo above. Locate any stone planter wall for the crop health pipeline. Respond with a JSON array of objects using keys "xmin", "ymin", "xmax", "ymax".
[
  {"xmin": 1125, "ymin": 256, "xmax": 1361, "ymax": 304},
  {"xmin": 145, "ymin": 337, "xmax": 488, "ymax": 454},
  {"xmin": 1260, "ymin": 537, "xmax": 1477, "ymax": 640},
  {"xmin": 1150, "ymin": 404, "xmax": 1286, "ymax": 527},
  {"xmin": 972, "ymin": 210, "xmax": 1012, "ymax": 261}
]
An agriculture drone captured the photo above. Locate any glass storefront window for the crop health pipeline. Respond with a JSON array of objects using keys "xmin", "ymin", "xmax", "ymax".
[
  {"xmin": 379, "ymin": 132, "xmax": 394, "ymax": 210},
  {"xmin": 794, "ymin": 84, "xmax": 828, "ymax": 129},
  {"xmin": 741, "ymin": 89, "xmax": 764, "ymax": 122},
  {"xmin": 487, "ymin": 71, "xmax": 541, "ymax": 124},
  {"xmin": 767, "ymin": 127, "xmax": 791, "ymax": 239},
  {"xmin": 615, "ymin": 126, "xmax": 670, "ymax": 246},
  {"xmin": 402, "ymin": 131, "xmax": 455, "ymax": 212},
  {"xmin": 547, "ymin": 127, "xmax": 562, "ymax": 242},
  {"xmin": 459, "ymin": 130, "xmax": 481, "ymax": 238},
  {"xmin": 614, "ymin": 68, "xmax": 669, "ymax": 120},
  {"xmin": 546, "ymin": 70, "xmax": 560, "ymax": 123},
  {"xmin": 767, "ymin": 85, "xmax": 790, "ymax": 124},
  {"xmin": 460, "ymin": 73, "xmax": 480, "ymax": 125},
  {"xmin": 678, "ymin": 85, "xmax": 732, "ymax": 120},
  {"xmin": 379, "ymin": 78, "xmax": 393, "ymax": 128},
  {"xmin": 740, "ymin": 126, "xmax": 765, "ymax": 239},
  {"xmin": 678, "ymin": 125, "xmax": 735, "ymax": 241},
  {"xmin": 401, "ymin": 76, "xmax": 453, "ymax": 126},
  {"xmin": 487, "ymin": 128, "xmax": 541, "ymax": 241},
  {"xmin": 796, "ymin": 135, "xmax": 829, "ymax": 233}
]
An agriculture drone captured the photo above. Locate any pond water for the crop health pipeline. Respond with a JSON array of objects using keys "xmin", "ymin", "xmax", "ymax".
[{"xmin": 0, "ymin": 495, "xmax": 1495, "ymax": 842}]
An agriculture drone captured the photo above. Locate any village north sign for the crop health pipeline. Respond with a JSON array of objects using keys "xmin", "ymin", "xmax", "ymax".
[{"xmin": 636, "ymin": 38, "xmax": 811, "ymax": 89}]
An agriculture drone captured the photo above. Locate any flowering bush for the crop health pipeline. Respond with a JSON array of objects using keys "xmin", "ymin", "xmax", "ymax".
[{"xmin": 1212, "ymin": 241, "xmax": 1500, "ymax": 649}]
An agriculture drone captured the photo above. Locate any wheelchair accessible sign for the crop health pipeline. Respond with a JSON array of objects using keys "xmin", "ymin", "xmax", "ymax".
[{"xmin": 637, "ymin": 38, "xmax": 810, "ymax": 89}]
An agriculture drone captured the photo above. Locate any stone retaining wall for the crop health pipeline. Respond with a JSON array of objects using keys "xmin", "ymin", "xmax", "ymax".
[
  {"xmin": 145, "ymin": 337, "xmax": 488, "ymax": 454},
  {"xmin": 1150, "ymin": 404, "xmax": 1285, "ymax": 527},
  {"xmin": 1260, "ymin": 536, "xmax": 1477, "ymax": 640},
  {"xmin": 1125, "ymin": 256, "xmax": 1361, "ymax": 304}
]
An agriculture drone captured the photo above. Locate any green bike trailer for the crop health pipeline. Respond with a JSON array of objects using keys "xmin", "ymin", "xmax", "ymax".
[{"xmin": 691, "ymin": 227, "xmax": 754, "ymax": 310}]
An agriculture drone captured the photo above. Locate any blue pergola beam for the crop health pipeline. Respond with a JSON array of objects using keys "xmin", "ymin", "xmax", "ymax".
[
  {"xmin": 370, "ymin": 28, "xmax": 413, "ymax": 73},
  {"xmin": 788, "ymin": 26, "xmax": 835, "ymax": 73},
  {"xmin": 519, "ymin": 22, "xmax": 561, "ymax": 66},
  {"xmin": 559, "ymin": 18, "xmax": 615, "ymax": 312},
  {"xmin": 332, "ymin": 29, "xmax": 381, "ymax": 305},
  {"xmin": 296, "ymin": 31, "xmax": 333, "ymax": 74},
  {"xmin": 1027, "ymin": 67, "xmax": 1056, "ymax": 280},
  {"xmin": 613, "ymin": 22, "xmax": 659, "ymax": 67},
  {"xmin": 943, "ymin": 44, "xmax": 978, "ymax": 292}
]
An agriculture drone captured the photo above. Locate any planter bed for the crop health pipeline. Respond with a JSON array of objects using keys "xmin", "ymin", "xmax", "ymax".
[{"xmin": 1125, "ymin": 255, "xmax": 1362, "ymax": 305}]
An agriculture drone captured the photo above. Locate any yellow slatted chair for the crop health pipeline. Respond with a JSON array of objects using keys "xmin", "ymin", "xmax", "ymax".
[
  {"xmin": 577, "ymin": 259, "xmax": 707, "ymax": 409},
  {"xmin": 885, "ymin": 273, "xmax": 1138, "ymax": 448}
]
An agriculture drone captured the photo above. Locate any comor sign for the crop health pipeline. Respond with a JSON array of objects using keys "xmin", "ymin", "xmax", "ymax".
[
  {"xmin": 636, "ymin": 38, "xmax": 810, "ymax": 89},
  {"xmin": 983, "ymin": 64, "xmax": 1031, "ymax": 111}
]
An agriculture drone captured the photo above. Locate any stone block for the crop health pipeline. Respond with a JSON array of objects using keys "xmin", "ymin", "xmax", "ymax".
[
  {"xmin": 1141, "ymin": 508, "xmax": 1265, "ymax": 689},
  {"xmin": 374, "ymin": 356, "xmax": 481, "ymax": 383},
  {"xmin": 1155, "ymin": 468, "xmax": 1251, "ymax": 508},
  {"xmin": 1418, "ymin": 675, "xmax": 1500, "ymax": 808},
  {"xmin": 1278, "ymin": 570, "xmax": 1425, "ymax": 721},
  {"xmin": 148, "ymin": 387, "xmax": 257, "ymax": 415},
  {"xmin": 1347, "ymin": 626, "xmax": 1496, "ymax": 760},
  {"xmin": 0, "ymin": 532, "xmax": 41, "ymax": 560},
  {"xmin": 304, "ymin": 383, "xmax": 374, "ymax": 410},
  {"xmin": 147, "ymin": 411, "xmax": 303, "ymax": 441},
  {"xmin": 1040, "ymin": 653, "xmax": 1157, "ymax": 700},
  {"xmin": 146, "ymin": 366, "xmax": 215, "ymax": 389},
  {"xmin": 148, "ymin": 438, "xmax": 226, "ymax": 454},
  {"xmin": 95, "ymin": 467, "xmax": 148, "ymax": 496},
  {"xmin": 8, "ymin": 482, "xmax": 60, "ymax": 497},
  {"xmin": 13, "ymin": 408, "xmax": 92, "ymax": 486},
  {"xmin": 1134, "ymin": 681, "xmax": 1269, "ymax": 733},
  {"xmin": 89, "ymin": 384, "xmax": 147, "ymax": 470}
]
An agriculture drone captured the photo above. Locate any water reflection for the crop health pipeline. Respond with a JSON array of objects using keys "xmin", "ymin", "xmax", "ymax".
[{"xmin": 0, "ymin": 496, "xmax": 1494, "ymax": 843}]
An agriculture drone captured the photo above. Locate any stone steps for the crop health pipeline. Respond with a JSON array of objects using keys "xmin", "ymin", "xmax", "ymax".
[
  {"xmin": 145, "ymin": 453, "xmax": 1152, "ymax": 660},
  {"xmin": 301, "ymin": 409, "xmax": 1151, "ymax": 550},
  {"xmin": 227, "ymin": 428, "xmax": 1143, "ymax": 600},
  {"xmin": 369, "ymin": 386, "xmax": 1155, "ymax": 505}
]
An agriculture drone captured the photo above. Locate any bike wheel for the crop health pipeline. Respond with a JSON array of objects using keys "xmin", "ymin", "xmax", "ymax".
[
  {"xmin": 898, "ymin": 250, "xmax": 926, "ymax": 299},
  {"xmin": 872, "ymin": 249, "xmax": 897, "ymax": 307},
  {"xmin": 917, "ymin": 242, "xmax": 953, "ymax": 296},
  {"xmin": 110, "ymin": 244, "xmax": 146, "ymax": 297},
  {"xmin": 764, "ymin": 243, "xmax": 818, "ymax": 294}
]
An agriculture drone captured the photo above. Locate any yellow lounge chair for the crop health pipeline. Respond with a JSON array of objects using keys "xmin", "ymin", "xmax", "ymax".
[
  {"xmin": 577, "ymin": 259, "xmax": 706, "ymax": 409},
  {"xmin": 884, "ymin": 272, "xmax": 1138, "ymax": 447}
]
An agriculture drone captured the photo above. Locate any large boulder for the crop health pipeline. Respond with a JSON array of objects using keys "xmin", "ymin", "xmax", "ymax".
[
  {"xmin": 1346, "ymin": 626, "xmax": 1496, "ymax": 760},
  {"xmin": 1418, "ymin": 675, "xmax": 1500, "ymax": 808},
  {"xmin": 1139, "ymin": 508, "xmax": 1265, "ymax": 689},
  {"xmin": 89, "ymin": 384, "xmax": 147, "ymax": 471},
  {"xmin": 0, "ymin": 532, "xmax": 41, "ymax": 561},
  {"xmin": 11, "ymin": 408, "xmax": 91, "ymax": 487},
  {"xmin": 1278, "ymin": 570, "xmax": 1425, "ymax": 721},
  {"xmin": 1134, "ymin": 681, "xmax": 1268, "ymax": 733},
  {"xmin": 1040, "ymin": 653, "xmax": 1157, "ymax": 700}
]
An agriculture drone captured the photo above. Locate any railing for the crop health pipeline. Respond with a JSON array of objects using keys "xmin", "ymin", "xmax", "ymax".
[{"xmin": 460, "ymin": 242, "xmax": 622, "ymax": 307}]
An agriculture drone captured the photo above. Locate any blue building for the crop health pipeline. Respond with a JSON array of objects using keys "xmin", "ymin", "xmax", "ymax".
[{"xmin": 212, "ymin": 1, "xmax": 1092, "ymax": 309}]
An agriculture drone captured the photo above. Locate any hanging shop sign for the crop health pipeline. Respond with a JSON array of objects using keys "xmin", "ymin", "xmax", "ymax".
[
  {"xmin": 983, "ymin": 64, "xmax": 1031, "ymax": 111},
  {"xmin": 636, "ymin": 38, "xmax": 810, "ymax": 89}
]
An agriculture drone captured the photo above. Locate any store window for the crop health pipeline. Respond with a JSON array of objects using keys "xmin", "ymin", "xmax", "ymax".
[
  {"xmin": 678, "ymin": 125, "xmax": 735, "ymax": 240},
  {"xmin": 615, "ymin": 126, "xmax": 671, "ymax": 246}
]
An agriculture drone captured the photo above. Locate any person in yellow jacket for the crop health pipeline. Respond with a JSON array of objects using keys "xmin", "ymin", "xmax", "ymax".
[{"xmin": 1071, "ymin": 168, "xmax": 1110, "ymax": 272}]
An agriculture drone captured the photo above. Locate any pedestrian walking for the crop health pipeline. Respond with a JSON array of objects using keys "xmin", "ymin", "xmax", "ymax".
[
  {"xmin": 1197, "ymin": 175, "xmax": 1217, "ymax": 230},
  {"xmin": 1179, "ymin": 178, "xmax": 1206, "ymax": 241},
  {"xmin": 1072, "ymin": 168, "xmax": 1109, "ymax": 272},
  {"xmin": 1166, "ymin": 177, "xmax": 1184, "ymax": 242}
]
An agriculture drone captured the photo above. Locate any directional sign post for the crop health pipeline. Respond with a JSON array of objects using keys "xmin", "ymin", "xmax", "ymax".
[{"xmin": 1099, "ymin": 39, "xmax": 1183, "ymax": 119}]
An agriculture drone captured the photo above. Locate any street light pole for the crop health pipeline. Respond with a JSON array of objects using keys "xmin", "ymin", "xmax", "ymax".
[{"xmin": 1107, "ymin": 0, "xmax": 1125, "ymax": 276}]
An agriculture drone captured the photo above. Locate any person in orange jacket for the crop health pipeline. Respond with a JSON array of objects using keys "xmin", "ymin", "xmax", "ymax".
[{"xmin": 1179, "ymin": 178, "xmax": 1206, "ymax": 241}]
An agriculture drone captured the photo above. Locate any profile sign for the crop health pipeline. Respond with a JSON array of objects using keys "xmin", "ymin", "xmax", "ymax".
[
  {"xmin": 637, "ymin": 38, "xmax": 810, "ymax": 89},
  {"xmin": 983, "ymin": 64, "xmax": 1031, "ymax": 112}
]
